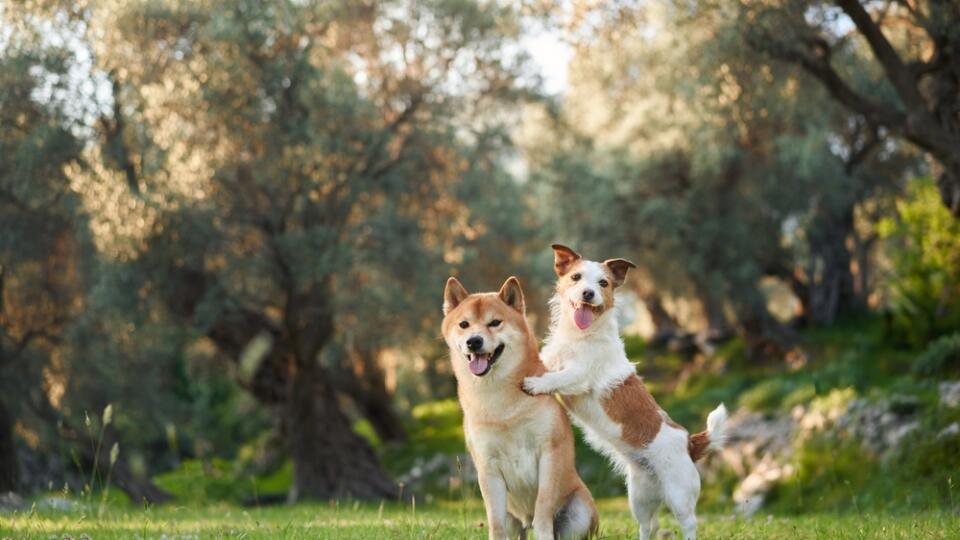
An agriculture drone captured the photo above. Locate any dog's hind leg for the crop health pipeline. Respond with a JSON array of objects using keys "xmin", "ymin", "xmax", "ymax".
[
  {"xmin": 659, "ymin": 458, "xmax": 699, "ymax": 540},
  {"xmin": 627, "ymin": 464, "xmax": 660, "ymax": 540}
]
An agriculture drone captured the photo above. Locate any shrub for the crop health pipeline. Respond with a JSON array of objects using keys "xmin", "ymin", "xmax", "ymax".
[
  {"xmin": 878, "ymin": 179, "xmax": 960, "ymax": 347},
  {"xmin": 781, "ymin": 384, "xmax": 817, "ymax": 410},
  {"xmin": 767, "ymin": 434, "xmax": 873, "ymax": 514},
  {"xmin": 914, "ymin": 332, "xmax": 960, "ymax": 377},
  {"xmin": 738, "ymin": 378, "xmax": 795, "ymax": 413}
]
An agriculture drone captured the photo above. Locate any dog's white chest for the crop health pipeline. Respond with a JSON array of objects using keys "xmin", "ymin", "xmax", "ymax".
[
  {"xmin": 498, "ymin": 438, "xmax": 539, "ymax": 514},
  {"xmin": 468, "ymin": 419, "xmax": 545, "ymax": 520},
  {"xmin": 564, "ymin": 394, "xmax": 630, "ymax": 466}
]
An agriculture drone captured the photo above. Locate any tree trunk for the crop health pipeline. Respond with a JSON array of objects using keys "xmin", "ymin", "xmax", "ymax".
[
  {"xmin": 936, "ymin": 166, "xmax": 960, "ymax": 218},
  {"xmin": 805, "ymin": 243, "xmax": 853, "ymax": 326},
  {"xmin": 286, "ymin": 357, "xmax": 397, "ymax": 501},
  {"xmin": 31, "ymin": 400, "xmax": 175, "ymax": 504},
  {"xmin": 0, "ymin": 398, "xmax": 19, "ymax": 493},
  {"xmin": 734, "ymin": 289, "xmax": 797, "ymax": 361},
  {"xmin": 802, "ymin": 204, "xmax": 856, "ymax": 325},
  {"xmin": 637, "ymin": 290, "xmax": 680, "ymax": 336},
  {"xmin": 162, "ymin": 258, "xmax": 397, "ymax": 501},
  {"xmin": 694, "ymin": 281, "xmax": 730, "ymax": 333},
  {"xmin": 422, "ymin": 346, "xmax": 455, "ymax": 401},
  {"xmin": 0, "ymin": 268, "xmax": 20, "ymax": 494},
  {"xmin": 99, "ymin": 426, "xmax": 175, "ymax": 504},
  {"xmin": 347, "ymin": 344, "xmax": 406, "ymax": 444},
  {"xmin": 851, "ymin": 231, "xmax": 876, "ymax": 308}
]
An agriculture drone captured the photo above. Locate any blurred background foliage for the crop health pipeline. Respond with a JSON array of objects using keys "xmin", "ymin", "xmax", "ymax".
[{"xmin": 1, "ymin": 0, "xmax": 959, "ymax": 516}]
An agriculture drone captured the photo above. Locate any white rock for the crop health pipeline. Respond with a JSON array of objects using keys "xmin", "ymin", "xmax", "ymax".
[
  {"xmin": 37, "ymin": 496, "xmax": 82, "ymax": 511},
  {"xmin": 937, "ymin": 422, "xmax": 960, "ymax": 440},
  {"xmin": 735, "ymin": 494, "xmax": 765, "ymax": 518},
  {"xmin": 885, "ymin": 420, "xmax": 920, "ymax": 448},
  {"xmin": 733, "ymin": 455, "xmax": 794, "ymax": 517},
  {"xmin": 940, "ymin": 381, "xmax": 960, "ymax": 408},
  {"xmin": 0, "ymin": 491, "xmax": 24, "ymax": 511}
]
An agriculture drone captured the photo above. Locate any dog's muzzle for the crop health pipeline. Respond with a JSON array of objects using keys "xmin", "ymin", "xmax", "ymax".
[
  {"xmin": 570, "ymin": 300, "xmax": 603, "ymax": 330},
  {"xmin": 467, "ymin": 343, "xmax": 505, "ymax": 376}
]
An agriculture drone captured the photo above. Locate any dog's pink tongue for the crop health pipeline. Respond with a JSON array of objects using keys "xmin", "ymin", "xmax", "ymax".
[
  {"xmin": 468, "ymin": 356, "xmax": 489, "ymax": 376},
  {"xmin": 574, "ymin": 306, "xmax": 594, "ymax": 330}
]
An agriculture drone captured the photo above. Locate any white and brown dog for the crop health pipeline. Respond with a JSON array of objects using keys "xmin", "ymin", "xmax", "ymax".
[
  {"xmin": 523, "ymin": 245, "xmax": 727, "ymax": 540},
  {"xmin": 442, "ymin": 276, "xmax": 598, "ymax": 540}
]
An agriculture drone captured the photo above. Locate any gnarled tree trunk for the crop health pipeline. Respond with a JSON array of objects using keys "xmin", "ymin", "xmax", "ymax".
[
  {"xmin": 803, "ymin": 204, "xmax": 856, "ymax": 325},
  {"xmin": 694, "ymin": 281, "xmax": 730, "ymax": 334},
  {"xmin": 734, "ymin": 287, "xmax": 797, "ymax": 361},
  {"xmin": 346, "ymin": 344, "xmax": 406, "ymax": 444},
  {"xmin": 936, "ymin": 166, "xmax": 960, "ymax": 218},
  {"xmin": 165, "ymin": 266, "xmax": 397, "ymax": 500},
  {"xmin": 638, "ymin": 290, "xmax": 680, "ymax": 337},
  {"xmin": 28, "ymin": 398, "xmax": 174, "ymax": 504},
  {"xmin": 98, "ymin": 425, "xmax": 174, "ymax": 504},
  {"xmin": 287, "ymin": 357, "xmax": 397, "ymax": 500},
  {"xmin": 0, "ymin": 398, "xmax": 19, "ymax": 493}
]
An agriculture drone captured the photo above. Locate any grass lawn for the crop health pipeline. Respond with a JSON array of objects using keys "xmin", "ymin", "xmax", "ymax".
[{"xmin": 2, "ymin": 498, "xmax": 957, "ymax": 539}]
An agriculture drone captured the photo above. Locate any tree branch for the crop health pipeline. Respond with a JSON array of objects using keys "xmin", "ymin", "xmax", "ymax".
[
  {"xmin": 845, "ymin": 122, "xmax": 880, "ymax": 174},
  {"xmin": 836, "ymin": 0, "xmax": 926, "ymax": 110},
  {"xmin": 0, "ymin": 264, "xmax": 5, "ymax": 323},
  {"xmin": 100, "ymin": 73, "xmax": 141, "ymax": 194},
  {"xmin": 775, "ymin": 44, "xmax": 907, "ymax": 129}
]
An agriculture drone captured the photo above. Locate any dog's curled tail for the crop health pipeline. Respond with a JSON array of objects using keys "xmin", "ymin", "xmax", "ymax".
[{"xmin": 687, "ymin": 403, "xmax": 728, "ymax": 462}]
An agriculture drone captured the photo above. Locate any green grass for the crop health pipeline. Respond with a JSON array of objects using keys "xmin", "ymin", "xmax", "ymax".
[{"xmin": 2, "ymin": 499, "xmax": 958, "ymax": 539}]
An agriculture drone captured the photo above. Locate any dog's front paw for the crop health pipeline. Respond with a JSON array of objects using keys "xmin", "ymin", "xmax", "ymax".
[{"xmin": 523, "ymin": 376, "xmax": 551, "ymax": 395}]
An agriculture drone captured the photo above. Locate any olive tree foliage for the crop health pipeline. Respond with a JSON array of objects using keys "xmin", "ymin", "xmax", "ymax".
[
  {"xmin": 0, "ymin": 44, "xmax": 86, "ymax": 493},
  {"xmin": 2, "ymin": 0, "xmax": 540, "ymax": 500},
  {"xmin": 736, "ymin": 0, "xmax": 960, "ymax": 217},
  {"xmin": 0, "ymin": 4, "xmax": 259, "ymax": 502},
  {"xmin": 523, "ymin": 1, "xmax": 918, "ymax": 356},
  {"xmin": 76, "ymin": 0, "xmax": 536, "ymax": 500}
]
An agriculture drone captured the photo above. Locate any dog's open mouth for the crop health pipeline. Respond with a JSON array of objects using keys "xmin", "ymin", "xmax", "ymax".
[
  {"xmin": 571, "ymin": 301, "xmax": 603, "ymax": 330},
  {"xmin": 467, "ymin": 343, "xmax": 505, "ymax": 376}
]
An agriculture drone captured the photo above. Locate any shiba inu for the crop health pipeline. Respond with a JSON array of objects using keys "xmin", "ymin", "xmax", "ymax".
[
  {"xmin": 442, "ymin": 276, "xmax": 599, "ymax": 540},
  {"xmin": 523, "ymin": 245, "xmax": 728, "ymax": 540}
]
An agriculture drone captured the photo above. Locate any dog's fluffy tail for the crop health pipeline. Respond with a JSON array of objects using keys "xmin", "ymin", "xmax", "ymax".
[{"xmin": 687, "ymin": 403, "xmax": 728, "ymax": 462}]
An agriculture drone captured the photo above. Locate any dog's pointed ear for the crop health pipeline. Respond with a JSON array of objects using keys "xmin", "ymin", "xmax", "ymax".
[
  {"xmin": 443, "ymin": 277, "xmax": 469, "ymax": 315},
  {"xmin": 552, "ymin": 244, "xmax": 581, "ymax": 277},
  {"xmin": 603, "ymin": 258, "xmax": 637, "ymax": 287},
  {"xmin": 498, "ymin": 276, "xmax": 525, "ymax": 314}
]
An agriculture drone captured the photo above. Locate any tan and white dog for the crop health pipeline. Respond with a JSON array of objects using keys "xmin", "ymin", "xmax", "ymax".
[
  {"xmin": 442, "ymin": 276, "xmax": 599, "ymax": 540},
  {"xmin": 523, "ymin": 245, "xmax": 728, "ymax": 540}
]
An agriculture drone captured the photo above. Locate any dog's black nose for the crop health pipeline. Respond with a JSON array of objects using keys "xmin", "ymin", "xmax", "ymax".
[
  {"xmin": 466, "ymin": 336, "xmax": 483, "ymax": 351},
  {"xmin": 582, "ymin": 289, "xmax": 595, "ymax": 301}
]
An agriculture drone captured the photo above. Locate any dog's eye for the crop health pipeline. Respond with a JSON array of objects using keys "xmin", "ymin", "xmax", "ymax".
[
  {"xmin": 459, "ymin": 321, "xmax": 469, "ymax": 329},
  {"xmin": 571, "ymin": 273, "xmax": 581, "ymax": 282},
  {"xmin": 599, "ymin": 279, "xmax": 609, "ymax": 288},
  {"xmin": 488, "ymin": 319, "xmax": 502, "ymax": 328}
]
